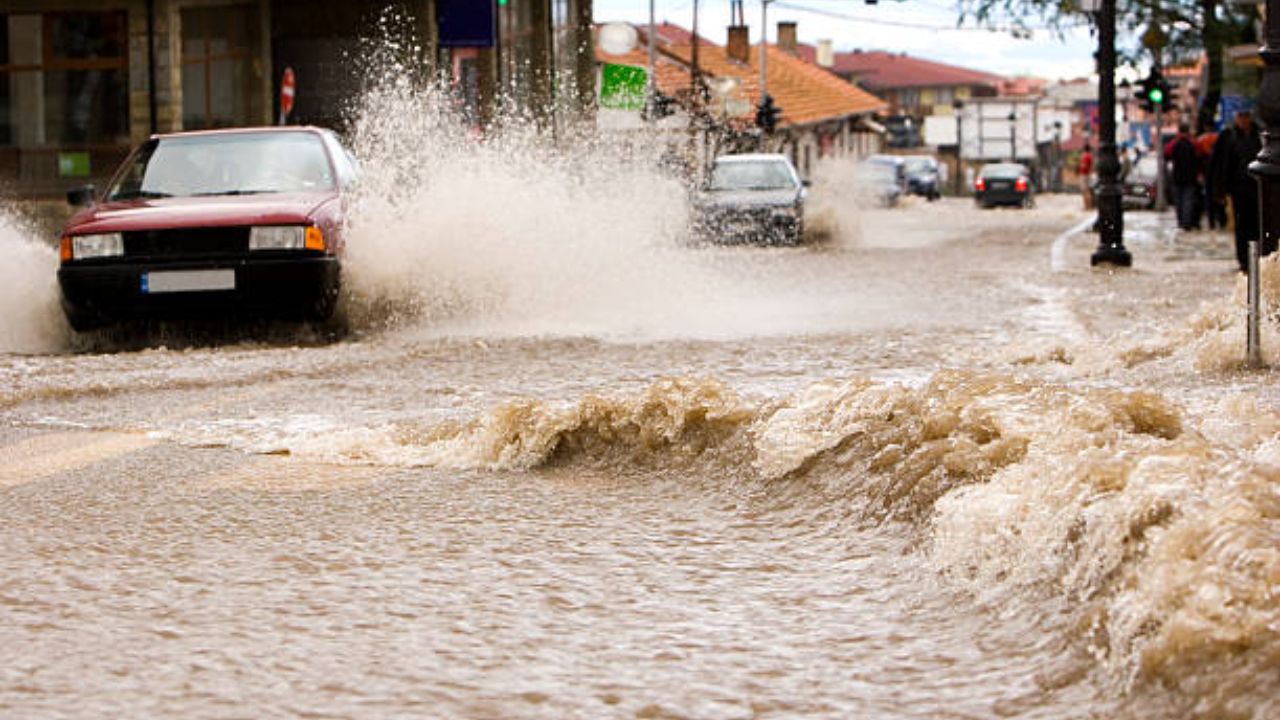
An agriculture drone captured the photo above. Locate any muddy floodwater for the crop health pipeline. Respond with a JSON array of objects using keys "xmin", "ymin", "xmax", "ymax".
[{"xmin": 2, "ymin": 192, "xmax": 1279, "ymax": 720}]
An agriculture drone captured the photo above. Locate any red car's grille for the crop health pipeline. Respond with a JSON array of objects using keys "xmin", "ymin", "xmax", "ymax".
[{"xmin": 123, "ymin": 227, "xmax": 250, "ymax": 260}]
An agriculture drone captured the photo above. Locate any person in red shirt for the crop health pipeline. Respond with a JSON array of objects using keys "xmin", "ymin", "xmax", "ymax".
[
  {"xmin": 1077, "ymin": 143, "xmax": 1094, "ymax": 210},
  {"xmin": 1196, "ymin": 130, "xmax": 1226, "ymax": 230}
]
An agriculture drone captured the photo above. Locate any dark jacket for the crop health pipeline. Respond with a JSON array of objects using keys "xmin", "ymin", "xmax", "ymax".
[
  {"xmin": 1169, "ymin": 135, "xmax": 1200, "ymax": 186},
  {"xmin": 1210, "ymin": 124, "xmax": 1262, "ymax": 198}
]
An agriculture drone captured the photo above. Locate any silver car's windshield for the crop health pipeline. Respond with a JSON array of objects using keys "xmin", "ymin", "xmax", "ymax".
[
  {"xmin": 107, "ymin": 132, "xmax": 336, "ymax": 201},
  {"xmin": 710, "ymin": 161, "xmax": 797, "ymax": 191},
  {"xmin": 903, "ymin": 157, "xmax": 934, "ymax": 173}
]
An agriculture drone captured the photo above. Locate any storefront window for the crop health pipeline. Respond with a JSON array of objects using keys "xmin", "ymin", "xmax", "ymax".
[
  {"xmin": 181, "ymin": 4, "xmax": 264, "ymax": 130},
  {"xmin": 0, "ymin": 12, "xmax": 129, "ymax": 147}
]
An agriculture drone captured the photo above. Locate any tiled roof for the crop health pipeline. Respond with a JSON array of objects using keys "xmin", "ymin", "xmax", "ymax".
[
  {"xmin": 643, "ymin": 22, "xmax": 719, "ymax": 47},
  {"xmin": 796, "ymin": 46, "xmax": 1003, "ymax": 90},
  {"xmin": 596, "ymin": 31, "xmax": 886, "ymax": 128},
  {"xmin": 662, "ymin": 43, "xmax": 886, "ymax": 126}
]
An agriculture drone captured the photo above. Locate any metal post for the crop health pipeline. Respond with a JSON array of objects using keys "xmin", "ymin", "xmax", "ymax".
[
  {"xmin": 1154, "ymin": 99, "xmax": 1167, "ymax": 212},
  {"xmin": 954, "ymin": 100, "xmax": 964, "ymax": 196},
  {"xmin": 1008, "ymin": 111, "xmax": 1016, "ymax": 161},
  {"xmin": 1247, "ymin": 0, "xmax": 1280, "ymax": 367},
  {"xmin": 760, "ymin": 0, "xmax": 769, "ymax": 101},
  {"xmin": 646, "ymin": 0, "xmax": 655, "ymax": 122},
  {"xmin": 1090, "ymin": 0, "xmax": 1132, "ymax": 267},
  {"xmin": 1249, "ymin": 240, "xmax": 1262, "ymax": 366}
]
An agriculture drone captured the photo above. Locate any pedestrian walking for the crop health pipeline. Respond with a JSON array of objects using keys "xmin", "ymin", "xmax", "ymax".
[
  {"xmin": 1078, "ymin": 143, "xmax": 1094, "ymax": 210},
  {"xmin": 1210, "ymin": 110, "xmax": 1266, "ymax": 272},
  {"xmin": 1166, "ymin": 123, "xmax": 1203, "ymax": 231}
]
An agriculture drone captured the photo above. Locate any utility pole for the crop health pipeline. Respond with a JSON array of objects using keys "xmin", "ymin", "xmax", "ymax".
[
  {"xmin": 1246, "ymin": 0, "xmax": 1280, "ymax": 367},
  {"xmin": 760, "ymin": 0, "xmax": 771, "ymax": 101},
  {"xmin": 1090, "ymin": 0, "xmax": 1132, "ymax": 267},
  {"xmin": 1008, "ymin": 110, "xmax": 1017, "ymax": 161},
  {"xmin": 954, "ymin": 99, "xmax": 965, "ymax": 196},
  {"xmin": 1153, "ymin": 59, "xmax": 1168, "ymax": 212},
  {"xmin": 646, "ymin": 0, "xmax": 656, "ymax": 122}
]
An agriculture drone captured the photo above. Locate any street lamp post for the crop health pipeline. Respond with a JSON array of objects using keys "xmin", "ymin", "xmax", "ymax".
[
  {"xmin": 1246, "ymin": 0, "xmax": 1280, "ymax": 366},
  {"xmin": 1090, "ymin": 0, "xmax": 1132, "ymax": 267}
]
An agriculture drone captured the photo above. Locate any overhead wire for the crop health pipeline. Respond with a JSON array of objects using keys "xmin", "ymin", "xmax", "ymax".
[{"xmin": 770, "ymin": 1, "xmax": 1091, "ymax": 36}]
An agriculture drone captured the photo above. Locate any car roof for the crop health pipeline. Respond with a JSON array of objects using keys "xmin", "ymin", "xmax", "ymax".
[
  {"xmin": 714, "ymin": 153, "xmax": 792, "ymax": 163},
  {"xmin": 150, "ymin": 125, "xmax": 329, "ymax": 141}
]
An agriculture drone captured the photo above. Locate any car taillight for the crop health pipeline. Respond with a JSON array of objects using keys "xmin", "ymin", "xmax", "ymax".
[
  {"xmin": 1015, "ymin": 177, "xmax": 1028, "ymax": 192},
  {"xmin": 1148, "ymin": 186, "xmax": 1156, "ymax": 198},
  {"xmin": 975, "ymin": 178, "xmax": 986, "ymax": 192},
  {"xmin": 59, "ymin": 235, "xmax": 72, "ymax": 262}
]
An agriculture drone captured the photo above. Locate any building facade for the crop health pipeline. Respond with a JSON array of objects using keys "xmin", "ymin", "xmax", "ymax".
[{"xmin": 0, "ymin": 0, "xmax": 592, "ymax": 198}]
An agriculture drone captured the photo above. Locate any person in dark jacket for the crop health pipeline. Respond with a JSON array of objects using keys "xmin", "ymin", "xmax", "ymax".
[
  {"xmin": 1211, "ymin": 110, "xmax": 1266, "ymax": 272},
  {"xmin": 1167, "ymin": 124, "xmax": 1202, "ymax": 230}
]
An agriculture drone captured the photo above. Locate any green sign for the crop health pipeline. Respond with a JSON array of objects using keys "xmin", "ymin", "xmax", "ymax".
[
  {"xmin": 58, "ymin": 152, "xmax": 90, "ymax": 178},
  {"xmin": 599, "ymin": 63, "xmax": 647, "ymax": 111}
]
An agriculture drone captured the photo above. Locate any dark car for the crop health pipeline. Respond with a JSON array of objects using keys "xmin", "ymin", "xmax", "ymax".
[
  {"xmin": 1121, "ymin": 154, "xmax": 1174, "ymax": 210},
  {"xmin": 974, "ymin": 162, "xmax": 1035, "ymax": 208},
  {"xmin": 693, "ymin": 153, "xmax": 808, "ymax": 245},
  {"xmin": 57, "ymin": 127, "xmax": 356, "ymax": 331},
  {"xmin": 901, "ymin": 155, "xmax": 942, "ymax": 201}
]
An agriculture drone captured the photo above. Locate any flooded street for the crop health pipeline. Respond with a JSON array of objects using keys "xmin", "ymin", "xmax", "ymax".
[{"xmin": 2, "ymin": 192, "xmax": 1279, "ymax": 720}]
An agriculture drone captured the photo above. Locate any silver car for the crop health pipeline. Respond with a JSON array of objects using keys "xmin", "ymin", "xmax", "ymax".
[{"xmin": 693, "ymin": 154, "xmax": 808, "ymax": 245}]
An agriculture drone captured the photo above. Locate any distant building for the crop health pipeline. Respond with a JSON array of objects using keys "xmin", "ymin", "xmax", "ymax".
[
  {"xmin": 794, "ymin": 47, "xmax": 1002, "ymax": 119},
  {"xmin": 597, "ymin": 21, "xmax": 887, "ymax": 178}
]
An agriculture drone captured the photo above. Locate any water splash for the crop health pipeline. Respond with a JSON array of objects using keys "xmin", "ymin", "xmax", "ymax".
[{"xmin": 0, "ymin": 211, "xmax": 68, "ymax": 354}]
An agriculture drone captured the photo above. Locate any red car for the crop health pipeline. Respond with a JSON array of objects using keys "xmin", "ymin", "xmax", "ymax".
[{"xmin": 57, "ymin": 127, "xmax": 356, "ymax": 331}]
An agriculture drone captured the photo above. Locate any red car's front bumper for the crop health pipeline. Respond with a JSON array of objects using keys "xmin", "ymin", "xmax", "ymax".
[{"xmin": 57, "ymin": 254, "xmax": 340, "ymax": 330}]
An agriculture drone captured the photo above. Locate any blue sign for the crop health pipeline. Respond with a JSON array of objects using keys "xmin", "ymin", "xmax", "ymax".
[
  {"xmin": 1219, "ymin": 95, "xmax": 1255, "ymax": 130},
  {"xmin": 438, "ymin": 0, "xmax": 495, "ymax": 47}
]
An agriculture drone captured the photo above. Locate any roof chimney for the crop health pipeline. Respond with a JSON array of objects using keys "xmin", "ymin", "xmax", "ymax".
[
  {"xmin": 817, "ymin": 39, "xmax": 833, "ymax": 68},
  {"xmin": 727, "ymin": 25, "xmax": 750, "ymax": 64},
  {"xmin": 777, "ymin": 21, "xmax": 797, "ymax": 55}
]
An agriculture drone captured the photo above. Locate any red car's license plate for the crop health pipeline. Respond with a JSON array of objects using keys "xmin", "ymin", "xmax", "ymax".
[{"xmin": 141, "ymin": 270, "xmax": 236, "ymax": 294}]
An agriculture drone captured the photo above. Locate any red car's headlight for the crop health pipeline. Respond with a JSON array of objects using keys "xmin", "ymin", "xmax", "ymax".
[
  {"xmin": 248, "ymin": 225, "xmax": 326, "ymax": 252},
  {"xmin": 65, "ymin": 233, "xmax": 124, "ymax": 261}
]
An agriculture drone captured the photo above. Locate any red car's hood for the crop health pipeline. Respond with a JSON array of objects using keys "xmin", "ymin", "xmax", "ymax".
[{"xmin": 65, "ymin": 191, "xmax": 338, "ymax": 235}]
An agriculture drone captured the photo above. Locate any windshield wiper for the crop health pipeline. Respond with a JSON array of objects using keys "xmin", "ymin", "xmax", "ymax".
[
  {"xmin": 191, "ymin": 189, "xmax": 275, "ymax": 197},
  {"xmin": 110, "ymin": 190, "xmax": 172, "ymax": 200}
]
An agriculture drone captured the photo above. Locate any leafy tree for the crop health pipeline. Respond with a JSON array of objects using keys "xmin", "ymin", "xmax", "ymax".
[{"xmin": 956, "ymin": 0, "xmax": 1260, "ymax": 132}]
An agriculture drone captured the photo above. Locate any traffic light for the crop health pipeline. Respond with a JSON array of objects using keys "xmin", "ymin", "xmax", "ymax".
[
  {"xmin": 756, "ymin": 94, "xmax": 781, "ymax": 133},
  {"xmin": 1134, "ymin": 70, "xmax": 1172, "ymax": 113}
]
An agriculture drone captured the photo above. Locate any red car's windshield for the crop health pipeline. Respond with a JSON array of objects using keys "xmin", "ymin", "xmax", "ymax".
[{"xmin": 107, "ymin": 132, "xmax": 336, "ymax": 201}]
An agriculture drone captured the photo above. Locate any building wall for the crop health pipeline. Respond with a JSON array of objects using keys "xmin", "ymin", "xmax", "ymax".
[
  {"xmin": 0, "ymin": 0, "xmax": 276, "ymax": 196},
  {"xmin": 0, "ymin": 0, "xmax": 592, "ymax": 198}
]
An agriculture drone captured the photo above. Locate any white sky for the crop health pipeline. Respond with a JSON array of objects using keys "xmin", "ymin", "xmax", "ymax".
[{"xmin": 592, "ymin": 0, "xmax": 1116, "ymax": 81}]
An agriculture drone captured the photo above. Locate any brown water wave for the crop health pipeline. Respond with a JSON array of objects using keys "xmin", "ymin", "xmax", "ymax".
[{"xmin": 263, "ymin": 371, "xmax": 1274, "ymax": 719}]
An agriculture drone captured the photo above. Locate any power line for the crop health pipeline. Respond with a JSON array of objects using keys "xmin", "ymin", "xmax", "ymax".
[{"xmin": 771, "ymin": 1, "xmax": 1089, "ymax": 35}]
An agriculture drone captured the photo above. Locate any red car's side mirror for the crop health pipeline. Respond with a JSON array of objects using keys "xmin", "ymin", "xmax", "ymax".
[{"xmin": 66, "ymin": 185, "xmax": 96, "ymax": 208}]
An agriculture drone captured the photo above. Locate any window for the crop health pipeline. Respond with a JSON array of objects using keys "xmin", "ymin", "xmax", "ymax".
[
  {"xmin": 0, "ymin": 12, "xmax": 129, "ymax": 147},
  {"xmin": 181, "ymin": 4, "xmax": 264, "ymax": 130}
]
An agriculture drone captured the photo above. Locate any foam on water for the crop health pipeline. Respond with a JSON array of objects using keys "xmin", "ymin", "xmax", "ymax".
[{"xmin": 0, "ymin": 212, "xmax": 68, "ymax": 354}]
